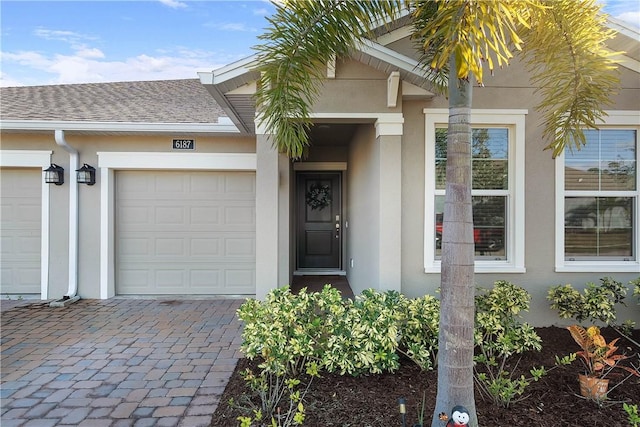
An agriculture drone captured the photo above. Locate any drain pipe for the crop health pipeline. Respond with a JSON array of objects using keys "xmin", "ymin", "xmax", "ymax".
[{"xmin": 50, "ymin": 129, "xmax": 80, "ymax": 307}]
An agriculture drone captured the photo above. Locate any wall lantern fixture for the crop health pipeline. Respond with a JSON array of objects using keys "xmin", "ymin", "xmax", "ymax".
[
  {"xmin": 44, "ymin": 164, "xmax": 64, "ymax": 185},
  {"xmin": 76, "ymin": 163, "xmax": 96, "ymax": 185}
]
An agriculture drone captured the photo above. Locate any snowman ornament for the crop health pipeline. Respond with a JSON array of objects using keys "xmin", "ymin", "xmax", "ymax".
[{"xmin": 446, "ymin": 405, "xmax": 470, "ymax": 427}]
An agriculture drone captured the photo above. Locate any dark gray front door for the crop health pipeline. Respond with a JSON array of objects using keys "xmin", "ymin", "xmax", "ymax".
[{"xmin": 297, "ymin": 172, "xmax": 341, "ymax": 269}]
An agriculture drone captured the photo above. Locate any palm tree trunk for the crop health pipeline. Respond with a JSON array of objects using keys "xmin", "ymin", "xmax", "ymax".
[{"xmin": 431, "ymin": 61, "xmax": 477, "ymax": 427}]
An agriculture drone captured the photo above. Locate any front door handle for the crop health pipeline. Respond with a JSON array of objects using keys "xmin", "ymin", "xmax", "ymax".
[{"xmin": 335, "ymin": 222, "xmax": 340, "ymax": 239}]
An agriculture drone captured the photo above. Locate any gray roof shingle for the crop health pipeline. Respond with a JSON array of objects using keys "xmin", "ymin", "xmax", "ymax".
[{"xmin": 0, "ymin": 79, "xmax": 226, "ymax": 124}]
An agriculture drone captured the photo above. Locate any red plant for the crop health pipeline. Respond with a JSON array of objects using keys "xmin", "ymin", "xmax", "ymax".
[{"xmin": 567, "ymin": 325, "xmax": 639, "ymax": 379}]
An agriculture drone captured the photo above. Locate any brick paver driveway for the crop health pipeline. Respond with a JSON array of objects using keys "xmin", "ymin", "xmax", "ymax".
[{"xmin": 1, "ymin": 298, "xmax": 244, "ymax": 427}]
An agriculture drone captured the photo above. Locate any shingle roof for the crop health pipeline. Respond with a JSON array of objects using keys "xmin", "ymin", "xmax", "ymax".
[{"xmin": 0, "ymin": 79, "xmax": 226, "ymax": 123}]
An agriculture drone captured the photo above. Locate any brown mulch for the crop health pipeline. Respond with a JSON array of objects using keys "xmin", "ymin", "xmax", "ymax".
[{"xmin": 211, "ymin": 327, "xmax": 640, "ymax": 426}]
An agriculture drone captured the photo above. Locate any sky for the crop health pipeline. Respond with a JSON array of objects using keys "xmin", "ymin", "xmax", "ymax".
[{"xmin": 1, "ymin": 0, "xmax": 639, "ymax": 88}]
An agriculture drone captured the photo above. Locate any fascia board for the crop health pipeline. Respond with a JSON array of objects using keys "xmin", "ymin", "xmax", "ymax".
[
  {"xmin": 357, "ymin": 39, "xmax": 434, "ymax": 82},
  {"xmin": 606, "ymin": 16, "xmax": 640, "ymax": 39},
  {"xmin": 0, "ymin": 120, "xmax": 240, "ymax": 134},
  {"xmin": 369, "ymin": 8, "xmax": 411, "ymax": 33},
  {"xmin": 204, "ymin": 41, "xmax": 433, "ymax": 88},
  {"xmin": 205, "ymin": 55, "xmax": 259, "ymax": 85}
]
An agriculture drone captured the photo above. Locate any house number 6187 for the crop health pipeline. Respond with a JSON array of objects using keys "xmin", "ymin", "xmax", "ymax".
[{"xmin": 172, "ymin": 139, "xmax": 195, "ymax": 150}]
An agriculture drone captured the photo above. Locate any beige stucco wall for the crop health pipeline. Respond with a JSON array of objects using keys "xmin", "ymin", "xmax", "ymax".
[
  {"xmin": 314, "ymin": 60, "xmax": 401, "ymax": 114},
  {"xmin": 346, "ymin": 124, "xmax": 380, "ymax": 294}
]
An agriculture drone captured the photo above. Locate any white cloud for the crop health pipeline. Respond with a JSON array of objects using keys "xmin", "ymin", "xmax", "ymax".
[
  {"xmin": 213, "ymin": 22, "xmax": 257, "ymax": 32},
  {"xmin": 75, "ymin": 47, "xmax": 105, "ymax": 59},
  {"xmin": 34, "ymin": 28, "xmax": 97, "ymax": 44},
  {"xmin": 599, "ymin": 0, "xmax": 640, "ymax": 28},
  {"xmin": 0, "ymin": 71, "xmax": 25, "ymax": 87},
  {"xmin": 2, "ymin": 51, "xmax": 48, "ymax": 67},
  {"xmin": 33, "ymin": 27, "xmax": 105, "ymax": 60},
  {"xmin": 615, "ymin": 11, "xmax": 640, "ymax": 28},
  {"xmin": 0, "ymin": 47, "xmax": 235, "ymax": 86},
  {"xmin": 158, "ymin": 0, "xmax": 188, "ymax": 9}
]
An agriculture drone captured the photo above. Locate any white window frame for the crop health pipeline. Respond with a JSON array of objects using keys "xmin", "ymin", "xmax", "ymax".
[
  {"xmin": 424, "ymin": 109, "xmax": 527, "ymax": 273},
  {"xmin": 555, "ymin": 111, "xmax": 640, "ymax": 273}
]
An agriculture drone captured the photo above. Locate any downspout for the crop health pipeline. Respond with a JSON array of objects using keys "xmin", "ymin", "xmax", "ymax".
[{"xmin": 50, "ymin": 129, "xmax": 81, "ymax": 306}]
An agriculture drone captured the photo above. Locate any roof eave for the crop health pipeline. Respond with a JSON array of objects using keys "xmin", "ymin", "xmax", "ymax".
[
  {"xmin": 0, "ymin": 120, "xmax": 240, "ymax": 134},
  {"xmin": 606, "ymin": 16, "xmax": 640, "ymax": 39},
  {"xmin": 199, "ymin": 72, "xmax": 254, "ymax": 134},
  {"xmin": 200, "ymin": 39, "xmax": 436, "ymax": 131}
]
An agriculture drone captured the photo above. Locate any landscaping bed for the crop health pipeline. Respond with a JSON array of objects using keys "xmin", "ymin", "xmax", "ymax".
[{"xmin": 211, "ymin": 326, "xmax": 639, "ymax": 427}]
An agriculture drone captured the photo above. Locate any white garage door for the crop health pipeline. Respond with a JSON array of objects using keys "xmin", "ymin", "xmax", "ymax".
[
  {"xmin": 0, "ymin": 168, "xmax": 42, "ymax": 295},
  {"xmin": 115, "ymin": 170, "xmax": 256, "ymax": 295}
]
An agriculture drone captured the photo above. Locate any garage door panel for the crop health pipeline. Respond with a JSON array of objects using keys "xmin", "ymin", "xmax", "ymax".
[
  {"xmin": 224, "ymin": 174, "xmax": 255, "ymax": 193},
  {"xmin": 121, "ymin": 234, "xmax": 257, "ymax": 258},
  {"xmin": 225, "ymin": 205, "xmax": 255, "ymax": 225},
  {"xmin": 155, "ymin": 238, "xmax": 184, "ymax": 256},
  {"xmin": 190, "ymin": 206, "xmax": 220, "ymax": 224},
  {"xmin": 2, "ymin": 203, "xmax": 40, "ymax": 225},
  {"xmin": 0, "ymin": 168, "xmax": 41, "ymax": 295},
  {"xmin": 191, "ymin": 239, "xmax": 221, "ymax": 256},
  {"xmin": 154, "ymin": 175, "xmax": 186, "ymax": 193},
  {"xmin": 190, "ymin": 174, "xmax": 223, "ymax": 192},
  {"xmin": 225, "ymin": 269, "xmax": 255, "ymax": 288},
  {"xmin": 155, "ymin": 270, "xmax": 185, "ymax": 288},
  {"xmin": 225, "ymin": 238, "xmax": 255, "ymax": 257},
  {"xmin": 119, "ymin": 206, "xmax": 150, "ymax": 225},
  {"xmin": 118, "ymin": 238, "xmax": 150, "ymax": 256},
  {"xmin": 119, "ymin": 269, "xmax": 150, "ymax": 290},
  {"xmin": 155, "ymin": 206, "xmax": 185, "ymax": 225},
  {"xmin": 190, "ymin": 270, "xmax": 220, "ymax": 288},
  {"xmin": 116, "ymin": 170, "xmax": 255, "ymax": 295}
]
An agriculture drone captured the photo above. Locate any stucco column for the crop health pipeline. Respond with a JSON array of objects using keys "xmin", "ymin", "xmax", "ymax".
[
  {"xmin": 255, "ymin": 131, "xmax": 290, "ymax": 299},
  {"xmin": 375, "ymin": 116, "xmax": 403, "ymax": 292},
  {"xmin": 278, "ymin": 153, "xmax": 291, "ymax": 288}
]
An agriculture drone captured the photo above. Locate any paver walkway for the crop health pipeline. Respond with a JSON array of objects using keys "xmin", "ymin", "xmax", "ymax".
[{"xmin": 1, "ymin": 298, "xmax": 244, "ymax": 427}]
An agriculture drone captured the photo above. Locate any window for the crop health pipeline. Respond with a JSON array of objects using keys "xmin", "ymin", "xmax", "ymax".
[
  {"xmin": 424, "ymin": 109, "xmax": 526, "ymax": 273},
  {"xmin": 555, "ymin": 112, "xmax": 639, "ymax": 272}
]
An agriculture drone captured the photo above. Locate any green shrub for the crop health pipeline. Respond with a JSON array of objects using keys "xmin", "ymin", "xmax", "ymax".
[
  {"xmin": 321, "ymin": 289, "xmax": 441, "ymax": 375},
  {"xmin": 397, "ymin": 294, "xmax": 440, "ymax": 371},
  {"xmin": 632, "ymin": 278, "xmax": 640, "ymax": 302},
  {"xmin": 238, "ymin": 286, "xmax": 440, "ymax": 377},
  {"xmin": 236, "ymin": 286, "xmax": 334, "ymax": 425},
  {"xmin": 547, "ymin": 276, "xmax": 640, "ymax": 350},
  {"xmin": 547, "ymin": 277, "xmax": 630, "ymax": 325},
  {"xmin": 473, "ymin": 280, "xmax": 565, "ymax": 408},
  {"xmin": 238, "ymin": 285, "xmax": 341, "ymax": 376},
  {"xmin": 323, "ymin": 289, "xmax": 402, "ymax": 375},
  {"xmin": 234, "ymin": 361, "xmax": 319, "ymax": 427},
  {"xmin": 624, "ymin": 403, "xmax": 640, "ymax": 427}
]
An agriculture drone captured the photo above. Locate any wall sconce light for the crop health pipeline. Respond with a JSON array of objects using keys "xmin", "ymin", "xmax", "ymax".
[
  {"xmin": 44, "ymin": 164, "xmax": 64, "ymax": 185},
  {"xmin": 76, "ymin": 163, "xmax": 96, "ymax": 185}
]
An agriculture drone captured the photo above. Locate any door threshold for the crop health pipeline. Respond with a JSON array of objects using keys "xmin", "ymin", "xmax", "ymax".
[{"xmin": 294, "ymin": 270, "xmax": 346, "ymax": 276}]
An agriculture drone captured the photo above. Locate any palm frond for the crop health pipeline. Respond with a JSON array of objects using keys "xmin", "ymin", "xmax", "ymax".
[
  {"xmin": 521, "ymin": 0, "xmax": 619, "ymax": 157},
  {"xmin": 253, "ymin": 0, "xmax": 405, "ymax": 158},
  {"xmin": 412, "ymin": 0, "xmax": 539, "ymax": 85}
]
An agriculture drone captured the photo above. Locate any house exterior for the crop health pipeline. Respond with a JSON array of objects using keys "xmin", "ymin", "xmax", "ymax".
[{"xmin": 1, "ymin": 17, "xmax": 638, "ymax": 325}]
